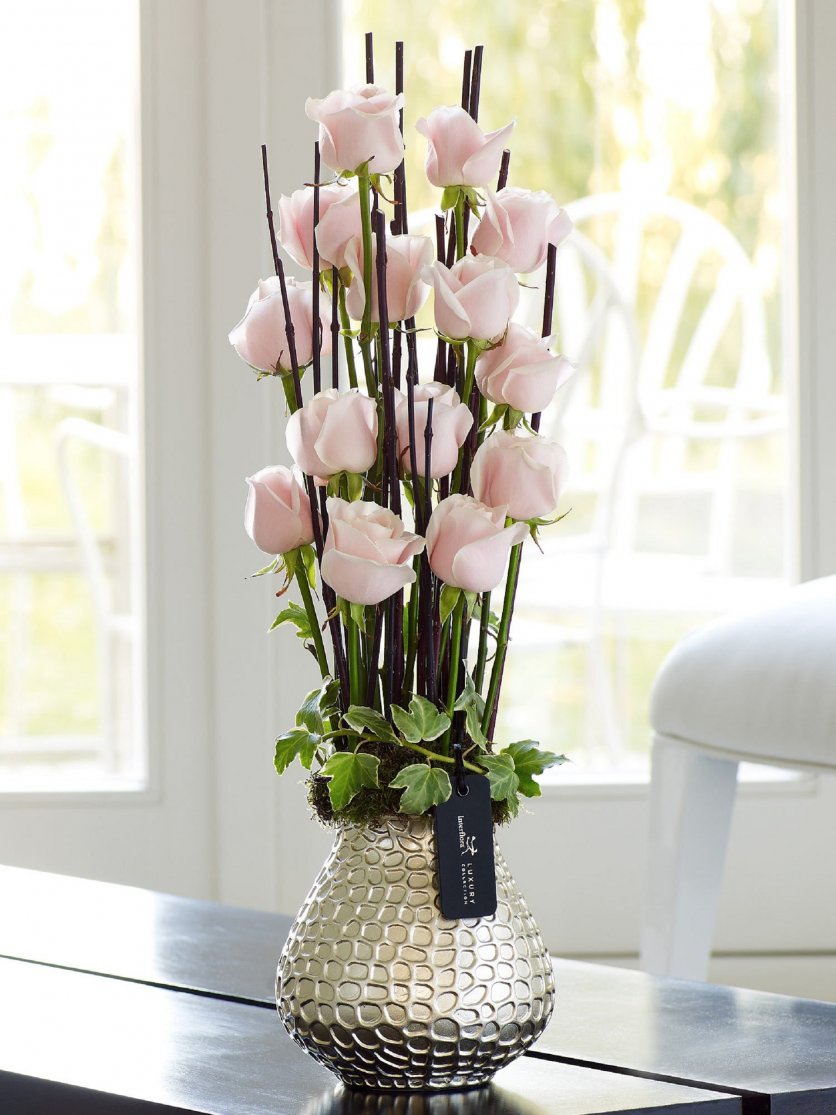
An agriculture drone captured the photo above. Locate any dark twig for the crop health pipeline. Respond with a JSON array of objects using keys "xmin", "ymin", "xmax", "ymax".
[
  {"xmin": 497, "ymin": 149, "xmax": 511, "ymax": 191},
  {"xmin": 532, "ymin": 242, "xmax": 558, "ymax": 433},
  {"xmin": 365, "ymin": 31, "xmax": 374, "ymax": 84},
  {"xmin": 261, "ymin": 145, "xmax": 303, "ymax": 407},
  {"xmin": 261, "ymin": 144, "xmax": 281, "ymax": 276},
  {"xmin": 312, "ymin": 144, "xmax": 321, "ymax": 394},
  {"xmin": 461, "ymin": 49, "xmax": 473, "ymax": 112},
  {"xmin": 468, "ymin": 45, "xmax": 484, "ymax": 122}
]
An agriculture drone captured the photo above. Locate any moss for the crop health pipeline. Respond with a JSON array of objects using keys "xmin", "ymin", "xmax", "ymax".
[{"xmin": 306, "ymin": 740, "xmax": 515, "ymax": 827}]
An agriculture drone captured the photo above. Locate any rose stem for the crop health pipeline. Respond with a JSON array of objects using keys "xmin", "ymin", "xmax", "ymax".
[
  {"xmin": 403, "ymin": 321, "xmax": 423, "ymax": 700},
  {"xmin": 357, "ymin": 167, "xmax": 377, "ymax": 398},
  {"xmin": 263, "ymin": 145, "xmax": 348, "ymax": 705},
  {"xmin": 330, "ymin": 266, "xmax": 340, "ymax": 389},
  {"xmin": 337, "ymin": 287, "xmax": 359, "ymax": 390},
  {"xmin": 365, "ymin": 31, "xmax": 374, "ymax": 84},
  {"xmin": 312, "ymin": 143, "xmax": 322, "ymax": 395},
  {"xmin": 295, "ymin": 566, "xmax": 328, "ymax": 678},
  {"xmin": 392, "ymin": 41, "xmax": 406, "ymax": 393},
  {"xmin": 442, "ymin": 594, "xmax": 466, "ymax": 751},
  {"xmin": 473, "ymin": 591, "xmax": 491, "ymax": 692},
  {"xmin": 422, "ymin": 398, "xmax": 437, "ymax": 703},
  {"xmin": 497, "ymin": 148, "xmax": 511, "ymax": 191},
  {"xmin": 434, "ymin": 215, "xmax": 449, "ymax": 384},
  {"xmin": 482, "ymin": 539, "xmax": 523, "ymax": 737},
  {"xmin": 532, "ymin": 241, "xmax": 558, "ymax": 433},
  {"xmin": 365, "ymin": 608, "xmax": 384, "ymax": 709}
]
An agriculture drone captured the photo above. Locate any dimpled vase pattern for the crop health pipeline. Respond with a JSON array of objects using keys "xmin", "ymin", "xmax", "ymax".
[{"xmin": 276, "ymin": 814, "xmax": 555, "ymax": 1090}]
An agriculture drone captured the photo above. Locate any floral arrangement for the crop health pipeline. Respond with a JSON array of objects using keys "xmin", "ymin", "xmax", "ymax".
[{"xmin": 231, "ymin": 39, "xmax": 571, "ymax": 825}]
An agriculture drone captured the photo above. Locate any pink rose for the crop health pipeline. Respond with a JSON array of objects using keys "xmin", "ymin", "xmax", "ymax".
[
  {"xmin": 426, "ymin": 494, "xmax": 528, "ymax": 593},
  {"xmin": 305, "ymin": 85, "xmax": 405, "ymax": 176},
  {"xmin": 228, "ymin": 277, "xmax": 332, "ymax": 373},
  {"xmin": 470, "ymin": 430, "xmax": 569, "ymax": 521},
  {"xmin": 345, "ymin": 234, "xmax": 433, "ymax": 323},
  {"xmin": 286, "ymin": 388, "xmax": 378, "ymax": 480},
  {"xmin": 422, "ymin": 256, "xmax": 519, "ymax": 342},
  {"xmin": 415, "ymin": 106, "xmax": 514, "ymax": 189},
  {"xmin": 278, "ymin": 183, "xmax": 351, "ymax": 271},
  {"xmin": 321, "ymin": 498, "xmax": 425, "ymax": 605},
  {"xmin": 475, "ymin": 323, "xmax": 573, "ymax": 413},
  {"xmin": 244, "ymin": 466, "xmax": 314, "ymax": 555},
  {"xmin": 393, "ymin": 383, "xmax": 473, "ymax": 478},
  {"xmin": 471, "ymin": 187, "xmax": 573, "ymax": 274},
  {"xmin": 315, "ymin": 184, "xmax": 362, "ymax": 270}
]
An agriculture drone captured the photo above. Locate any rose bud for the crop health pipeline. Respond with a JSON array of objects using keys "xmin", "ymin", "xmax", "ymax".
[
  {"xmin": 475, "ymin": 323, "xmax": 573, "ymax": 414},
  {"xmin": 286, "ymin": 388, "xmax": 378, "ymax": 480},
  {"xmin": 228, "ymin": 277, "xmax": 332, "ymax": 374},
  {"xmin": 345, "ymin": 233, "xmax": 433, "ymax": 323},
  {"xmin": 244, "ymin": 466, "xmax": 314, "ymax": 555},
  {"xmin": 305, "ymin": 85, "xmax": 405, "ymax": 176},
  {"xmin": 471, "ymin": 430, "xmax": 569, "ymax": 522},
  {"xmin": 315, "ymin": 183, "xmax": 362, "ymax": 271},
  {"xmin": 422, "ymin": 256, "xmax": 519, "ymax": 343},
  {"xmin": 415, "ymin": 106, "xmax": 514, "ymax": 189},
  {"xmin": 321, "ymin": 497, "xmax": 425, "ymax": 605},
  {"xmin": 393, "ymin": 382, "xmax": 473, "ymax": 479},
  {"xmin": 426, "ymin": 494, "xmax": 528, "ymax": 593},
  {"xmin": 471, "ymin": 187, "xmax": 573, "ymax": 274},
  {"xmin": 278, "ymin": 182, "xmax": 352, "ymax": 272}
]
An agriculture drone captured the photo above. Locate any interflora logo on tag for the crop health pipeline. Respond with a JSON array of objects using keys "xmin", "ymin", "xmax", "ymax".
[{"xmin": 458, "ymin": 814, "xmax": 478, "ymax": 857}]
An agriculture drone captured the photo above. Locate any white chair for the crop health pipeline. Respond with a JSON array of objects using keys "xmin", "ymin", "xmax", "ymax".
[
  {"xmin": 640, "ymin": 575, "xmax": 836, "ymax": 980},
  {"xmin": 514, "ymin": 192, "xmax": 787, "ymax": 763}
]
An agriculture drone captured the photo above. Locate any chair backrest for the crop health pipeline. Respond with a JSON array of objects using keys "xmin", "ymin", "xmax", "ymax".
[{"xmin": 533, "ymin": 192, "xmax": 784, "ymax": 575}]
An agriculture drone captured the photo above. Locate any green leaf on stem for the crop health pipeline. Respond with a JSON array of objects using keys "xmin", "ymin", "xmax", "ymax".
[
  {"xmin": 391, "ymin": 696, "xmax": 450, "ymax": 743},
  {"xmin": 504, "ymin": 741, "xmax": 568, "ymax": 798},
  {"xmin": 439, "ymin": 584, "xmax": 461, "ymax": 626},
  {"xmin": 299, "ymin": 544, "xmax": 317, "ymax": 590},
  {"xmin": 344, "ymin": 705, "xmax": 399, "ymax": 745},
  {"xmin": 454, "ymin": 673, "xmax": 489, "ymax": 748},
  {"xmin": 390, "ymin": 764, "xmax": 452, "ymax": 814},
  {"xmin": 478, "ymin": 753, "xmax": 520, "ymax": 802},
  {"xmin": 250, "ymin": 557, "xmax": 278, "ymax": 578},
  {"xmin": 269, "ymin": 602, "xmax": 313, "ymax": 641},
  {"xmin": 321, "ymin": 751, "xmax": 380, "ymax": 811},
  {"xmin": 274, "ymin": 728, "xmax": 320, "ymax": 775}
]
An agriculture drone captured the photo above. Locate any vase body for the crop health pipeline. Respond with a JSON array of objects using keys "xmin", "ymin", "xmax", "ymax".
[{"xmin": 276, "ymin": 814, "xmax": 554, "ymax": 1091}]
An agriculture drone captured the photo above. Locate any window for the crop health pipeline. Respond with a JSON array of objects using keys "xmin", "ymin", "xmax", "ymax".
[
  {"xmin": 0, "ymin": 1, "xmax": 143, "ymax": 789},
  {"xmin": 343, "ymin": 0, "xmax": 789, "ymax": 776}
]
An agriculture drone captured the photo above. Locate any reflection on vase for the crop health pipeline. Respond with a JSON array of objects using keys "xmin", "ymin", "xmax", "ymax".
[
  {"xmin": 302, "ymin": 1080, "xmax": 535, "ymax": 1115},
  {"xmin": 278, "ymin": 814, "xmax": 554, "ymax": 1090}
]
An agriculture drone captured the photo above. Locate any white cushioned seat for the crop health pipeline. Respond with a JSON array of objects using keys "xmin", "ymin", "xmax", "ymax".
[
  {"xmin": 641, "ymin": 576, "xmax": 836, "ymax": 981},
  {"xmin": 651, "ymin": 575, "xmax": 836, "ymax": 771}
]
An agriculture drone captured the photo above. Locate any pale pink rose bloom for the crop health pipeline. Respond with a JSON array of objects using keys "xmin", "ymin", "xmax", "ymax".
[
  {"xmin": 415, "ymin": 106, "xmax": 514, "ymax": 188},
  {"xmin": 422, "ymin": 256, "xmax": 519, "ymax": 342},
  {"xmin": 286, "ymin": 388, "xmax": 378, "ymax": 480},
  {"xmin": 471, "ymin": 187, "xmax": 573, "ymax": 274},
  {"xmin": 475, "ymin": 323, "xmax": 574, "ymax": 413},
  {"xmin": 228, "ymin": 277, "xmax": 332, "ymax": 373},
  {"xmin": 321, "ymin": 497, "xmax": 425, "ymax": 605},
  {"xmin": 305, "ymin": 85, "xmax": 405, "ymax": 176},
  {"xmin": 426, "ymin": 494, "xmax": 528, "ymax": 593},
  {"xmin": 278, "ymin": 183, "xmax": 351, "ymax": 271},
  {"xmin": 244, "ymin": 466, "xmax": 314, "ymax": 555},
  {"xmin": 315, "ymin": 184, "xmax": 361, "ymax": 270},
  {"xmin": 471, "ymin": 430, "xmax": 569, "ymax": 521},
  {"xmin": 393, "ymin": 383, "xmax": 473, "ymax": 479},
  {"xmin": 345, "ymin": 234, "xmax": 433, "ymax": 323}
]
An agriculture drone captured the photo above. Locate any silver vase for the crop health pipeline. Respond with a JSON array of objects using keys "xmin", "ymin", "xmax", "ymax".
[{"xmin": 276, "ymin": 814, "xmax": 554, "ymax": 1091}]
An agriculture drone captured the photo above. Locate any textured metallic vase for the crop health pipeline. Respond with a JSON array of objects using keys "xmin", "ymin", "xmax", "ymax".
[{"xmin": 276, "ymin": 814, "xmax": 555, "ymax": 1091}]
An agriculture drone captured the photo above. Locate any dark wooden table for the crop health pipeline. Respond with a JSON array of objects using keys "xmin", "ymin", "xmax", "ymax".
[{"xmin": 0, "ymin": 866, "xmax": 833, "ymax": 1113}]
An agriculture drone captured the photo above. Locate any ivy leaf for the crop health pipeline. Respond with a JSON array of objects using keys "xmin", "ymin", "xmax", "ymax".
[
  {"xmin": 344, "ymin": 705, "xmax": 399, "ymax": 744},
  {"xmin": 504, "ymin": 741, "xmax": 568, "ymax": 798},
  {"xmin": 389, "ymin": 764, "xmax": 451, "ymax": 814},
  {"xmin": 269, "ymin": 602, "xmax": 312, "ymax": 641},
  {"xmin": 391, "ymin": 696, "xmax": 450, "ymax": 744},
  {"xmin": 454, "ymin": 673, "xmax": 488, "ymax": 747},
  {"xmin": 321, "ymin": 751, "xmax": 380, "ymax": 811},
  {"xmin": 479, "ymin": 753, "xmax": 520, "ymax": 802},
  {"xmin": 296, "ymin": 679, "xmax": 339, "ymax": 735},
  {"xmin": 274, "ymin": 728, "xmax": 320, "ymax": 775}
]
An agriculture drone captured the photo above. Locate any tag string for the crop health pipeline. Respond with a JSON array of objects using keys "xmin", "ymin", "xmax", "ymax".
[{"xmin": 452, "ymin": 734, "xmax": 468, "ymax": 798}]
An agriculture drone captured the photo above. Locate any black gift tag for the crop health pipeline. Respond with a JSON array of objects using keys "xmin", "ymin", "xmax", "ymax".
[{"xmin": 434, "ymin": 773, "xmax": 497, "ymax": 919}]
